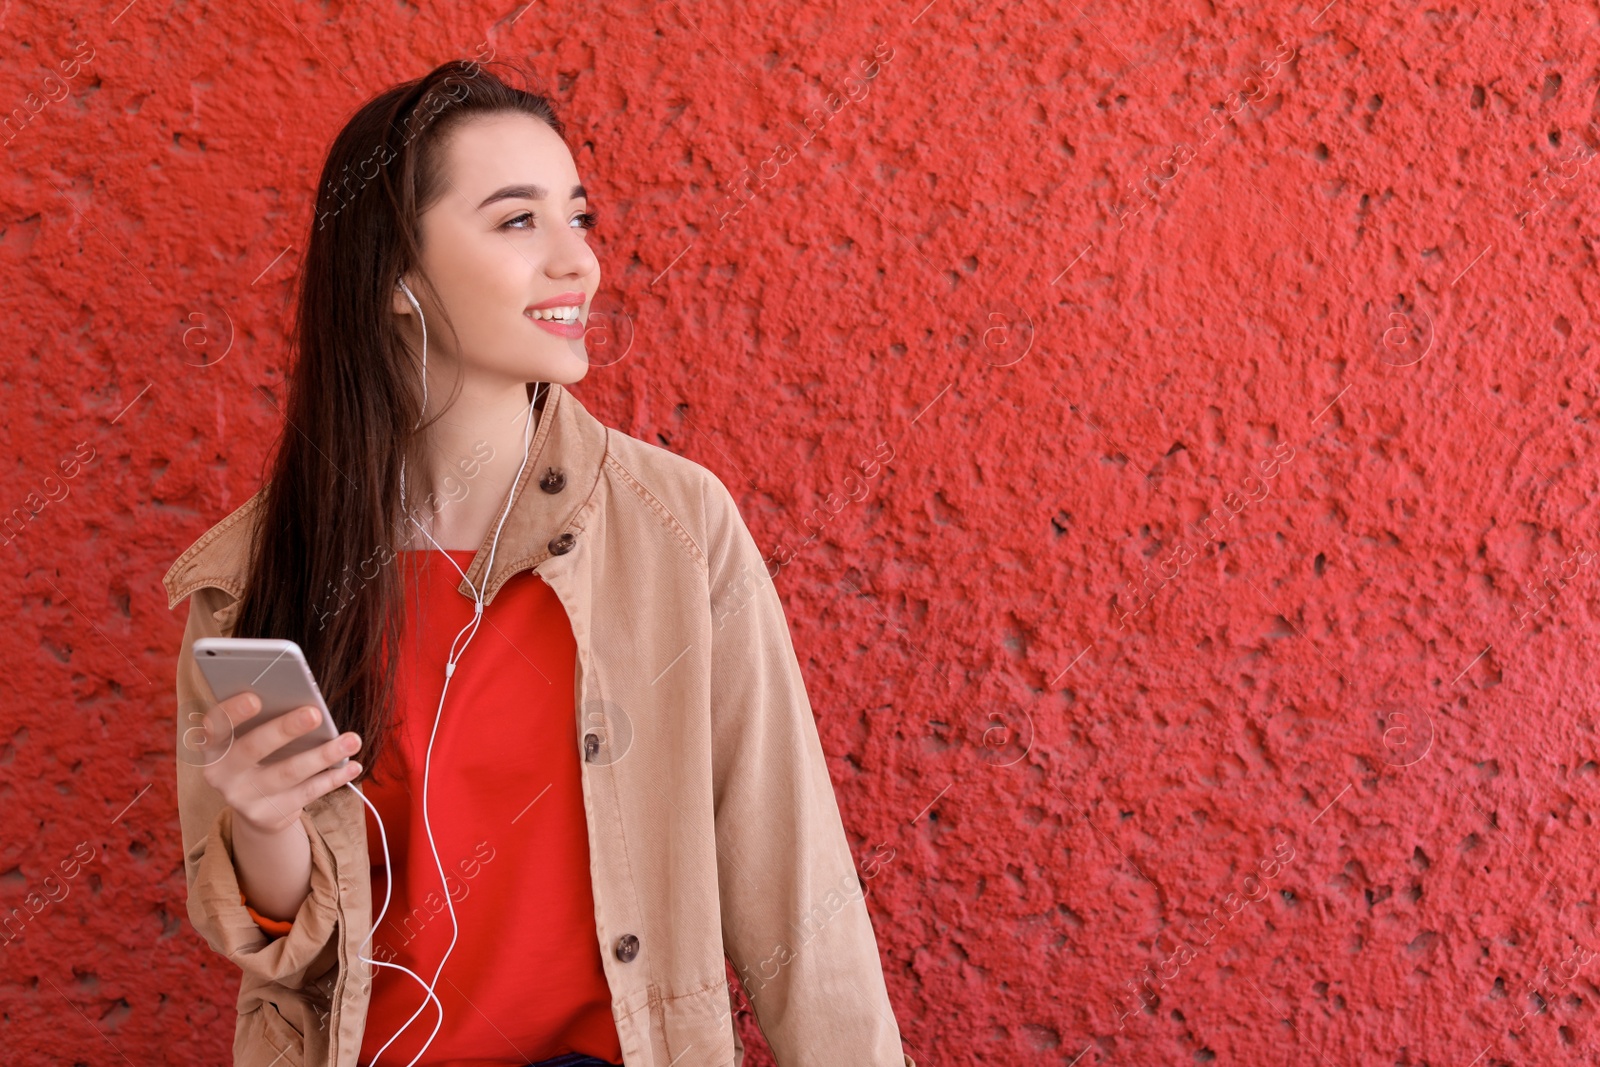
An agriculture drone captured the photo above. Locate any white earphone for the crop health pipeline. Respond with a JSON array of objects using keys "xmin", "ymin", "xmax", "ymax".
[{"xmin": 341, "ymin": 275, "xmax": 545, "ymax": 1066}]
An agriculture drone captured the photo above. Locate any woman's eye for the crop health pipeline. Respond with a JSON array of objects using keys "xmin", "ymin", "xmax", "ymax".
[{"xmin": 501, "ymin": 210, "xmax": 597, "ymax": 232}]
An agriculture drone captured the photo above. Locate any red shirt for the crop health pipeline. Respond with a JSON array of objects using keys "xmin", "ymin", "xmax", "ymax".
[{"xmin": 354, "ymin": 548, "xmax": 622, "ymax": 1067}]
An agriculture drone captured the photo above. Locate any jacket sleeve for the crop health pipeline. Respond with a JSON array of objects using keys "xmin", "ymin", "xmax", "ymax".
[
  {"xmin": 702, "ymin": 475, "xmax": 914, "ymax": 1067},
  {"xmin": 172, "ymin": 584, "xmax": 342, "ymax": 989}
]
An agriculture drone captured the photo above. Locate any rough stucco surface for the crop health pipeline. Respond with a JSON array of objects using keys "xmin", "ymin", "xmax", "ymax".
[{"xmin": 3, "ymin": 0, "xmax": 1599, "ymax": 1064}]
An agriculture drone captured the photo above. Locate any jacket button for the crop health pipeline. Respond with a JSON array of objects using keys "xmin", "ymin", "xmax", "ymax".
[
  {"xmin": 583, "ymin": 732, "xmax": 600, "ymax": 762},
  {"xmin": 548, "ymin": 532, "xmax": 577, "ymax": 555},
  {"xmin": 539, "ymin": 467, "xmax": 566, "ymax": 493},
  {"xmin": 614, "ymin": 933, "xmax": 639, "ymax": 962}
]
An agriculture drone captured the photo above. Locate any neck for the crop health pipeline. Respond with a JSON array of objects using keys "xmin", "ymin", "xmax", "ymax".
[{"xmin": 401, "ymin": 380, "xmax": 548, "ymax": 552}]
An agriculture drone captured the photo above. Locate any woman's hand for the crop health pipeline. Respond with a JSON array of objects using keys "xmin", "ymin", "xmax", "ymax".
[{"xmin": 197, "ymin": 691, "xmax": 364, "ymax": 837}]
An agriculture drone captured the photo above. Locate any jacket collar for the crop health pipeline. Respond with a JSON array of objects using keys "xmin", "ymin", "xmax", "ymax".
[{"xmin": 161, "ymin": 380, "xmax": 610, "ymax": 615}]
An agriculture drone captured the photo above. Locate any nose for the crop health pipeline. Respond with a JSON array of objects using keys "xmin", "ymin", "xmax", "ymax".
[{"xmin": 543, "ymin": 219, "xmax": 598, "ymax": 281}]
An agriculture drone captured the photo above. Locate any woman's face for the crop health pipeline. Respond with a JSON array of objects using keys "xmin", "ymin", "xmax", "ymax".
[{"xmin": 394, "ymin": 110, "xmax": 599, "ymax": 388}]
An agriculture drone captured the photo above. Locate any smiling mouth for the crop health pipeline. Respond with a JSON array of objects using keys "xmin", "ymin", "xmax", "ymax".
[{"xmin": 525, "ymin": 306, "xmax": 583, "ymax": 324}]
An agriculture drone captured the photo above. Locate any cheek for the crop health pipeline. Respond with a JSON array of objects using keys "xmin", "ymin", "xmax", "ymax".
[
  {"xmin": 422, "ymin": 230, "xmax": 521, "ymax": 313},
  {"xmin": 483, "ymin": 243, "xmax": 539, "ymax": 315},
  {"xmin": 429, "ymin": 238, "xmax": 534, "ymax": 338}
]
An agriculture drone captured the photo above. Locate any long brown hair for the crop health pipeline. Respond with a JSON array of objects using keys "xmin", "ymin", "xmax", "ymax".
[{"xmin": 231, "ymin": 59, "xmax": 567, "ymax": 782}]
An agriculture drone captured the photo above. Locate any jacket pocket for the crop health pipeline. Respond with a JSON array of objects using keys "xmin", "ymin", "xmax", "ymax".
[{"xmin": 237, "ymin": 999, "xmax": 306, "ymax": 1067}]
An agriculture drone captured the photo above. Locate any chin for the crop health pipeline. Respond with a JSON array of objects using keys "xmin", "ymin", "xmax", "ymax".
[{"xmin": 553, "ymin": 358, "xmax": 591, "ymax": 385}]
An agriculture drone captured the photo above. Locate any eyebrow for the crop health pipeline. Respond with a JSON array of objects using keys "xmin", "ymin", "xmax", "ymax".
[{"xmin": 477, "ymin": 183, "xmax": 587, "ymax": 210}]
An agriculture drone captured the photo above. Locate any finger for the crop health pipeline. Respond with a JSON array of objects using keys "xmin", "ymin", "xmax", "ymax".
[
  {"xmin": 189, "ymin": 690, "xmax": 271, "ymax": 770},
  {"xmin": 180, "ymin": 697, "xmax": 236, "ymax": 767},
  {"xmin": 237, "ymin": 776, "xmax": 303, "ymax": 836},
  {"xmin": 206, "ymin": 687, "xmax": 265, "ymax": 755},
  {"xmin": 216, "ymin": 689, "xmax": 267, "ymax": 729},
  {"xmin": 235, "ymin": 704, "xmax": 325, "ymax": 768},
  {"xmin": 293, "ymin": 758, "xmax": 363, "ymax": 811},
  {"xmin": 267, "ymin": 729, "xmax": 364, "ymax": 796}
]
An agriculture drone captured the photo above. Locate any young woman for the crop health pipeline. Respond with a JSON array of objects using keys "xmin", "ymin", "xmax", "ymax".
[{"xmin": 163, "ymin": 60, "xmax": 915, "ymax": 1067}]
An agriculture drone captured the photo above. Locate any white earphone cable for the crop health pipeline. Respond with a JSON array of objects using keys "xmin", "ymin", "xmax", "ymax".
[{"xmin": 343, "ymin": 277, "xmax": 544, "ymax": 1067}]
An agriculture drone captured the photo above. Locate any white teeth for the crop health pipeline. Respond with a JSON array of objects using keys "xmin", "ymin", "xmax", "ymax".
[{"xmin": 527, "ymin": 306, "xmax": 580, "ymax": 323}]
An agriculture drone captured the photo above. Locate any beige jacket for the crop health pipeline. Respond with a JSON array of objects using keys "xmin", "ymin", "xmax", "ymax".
[{"xmin": 163, "ymin": 381, "xmax": 914, "ymax": 1067}]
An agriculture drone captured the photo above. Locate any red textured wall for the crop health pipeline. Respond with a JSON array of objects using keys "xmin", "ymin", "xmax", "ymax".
[{"xmin": 4, "ymin": 0, "xmax": 1598, "ymax": 1063}]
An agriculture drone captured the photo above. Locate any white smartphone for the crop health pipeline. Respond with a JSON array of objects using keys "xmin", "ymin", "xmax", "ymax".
[{"xmin": 191, "ymin": 637, "xmax": 347, "ymax": 767}]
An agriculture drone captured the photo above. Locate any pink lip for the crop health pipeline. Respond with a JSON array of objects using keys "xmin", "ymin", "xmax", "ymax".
[
  {"xmin": 527, "ymin": 312, "xmax": 584, "ymax": 339},
  {"xmin": 527, "ymin": 291, "xmax": 586, "ymax": 310}
]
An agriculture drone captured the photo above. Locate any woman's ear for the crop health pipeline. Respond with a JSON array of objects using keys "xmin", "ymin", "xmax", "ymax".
[{"xmin": 392, "ymin": 278, "xmax": 415, "ymax": 318}]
